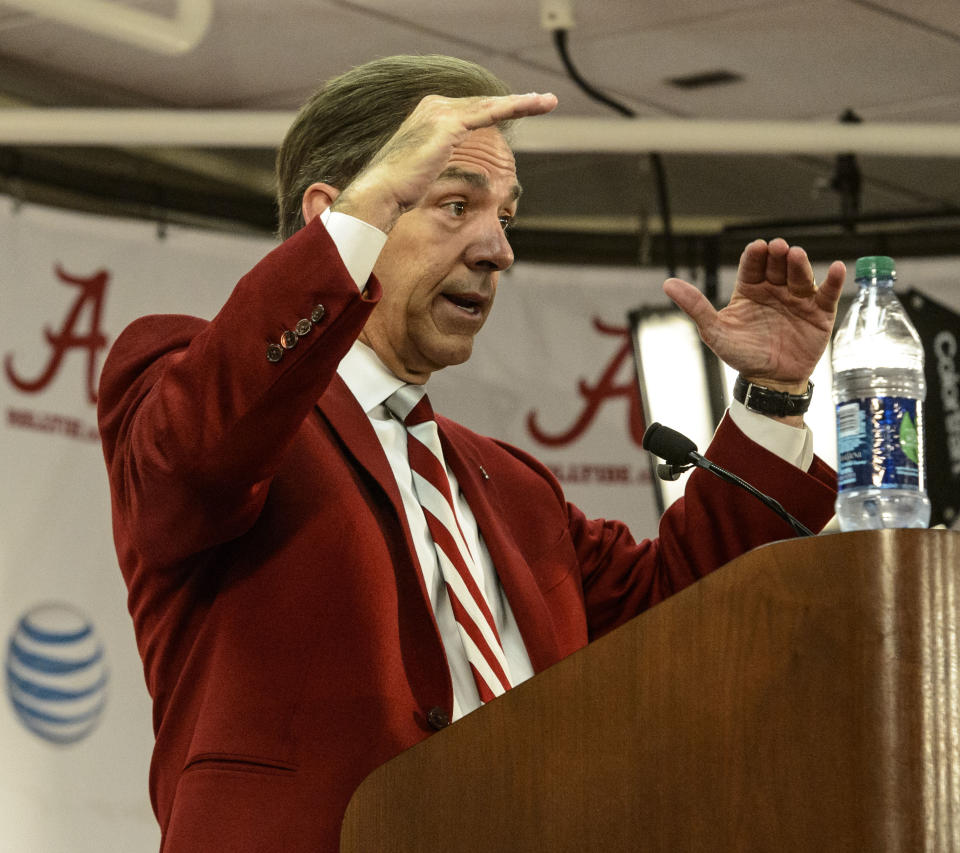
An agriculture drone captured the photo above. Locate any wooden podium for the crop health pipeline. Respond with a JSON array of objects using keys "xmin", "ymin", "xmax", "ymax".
[{"xmin": 340, "ymin": 530, "xmax": 960, "ymax": 852}]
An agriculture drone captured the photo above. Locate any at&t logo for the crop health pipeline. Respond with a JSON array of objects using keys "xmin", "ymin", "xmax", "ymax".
[{"xmin": 5, "ymin": 603, "xmax": 109, "ymax": 745}]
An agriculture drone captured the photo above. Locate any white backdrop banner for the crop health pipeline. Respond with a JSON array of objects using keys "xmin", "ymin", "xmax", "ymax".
[
  {"xmin": 3, "ymin": 197, "xmax": 959, "ymax": 850},
  {"xmin": 2, "ymin": 202, "xmax": 273, "ymax": 852}
]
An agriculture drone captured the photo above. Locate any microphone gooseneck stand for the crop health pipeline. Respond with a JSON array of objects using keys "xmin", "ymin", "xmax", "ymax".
[{"xmin": 642, "ymin": 422, "xmax": 814, "ymax": 538}]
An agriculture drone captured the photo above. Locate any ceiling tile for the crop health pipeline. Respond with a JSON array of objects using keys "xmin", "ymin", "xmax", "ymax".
[
  {"xmin": 864, "ymin": 0, "xmax": 960, "ymax": 39},
  {"xmin": 341, "ymin": 0, "xmax": 781, "ymax": 54},
  {"xmin": 518, "ymin": 0, "xmax": 960, "ymax": 120}
]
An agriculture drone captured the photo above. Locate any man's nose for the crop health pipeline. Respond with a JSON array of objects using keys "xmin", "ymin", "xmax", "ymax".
[{"xmin": 464, "ymin": 216, "xmax": 514, "ymax": 272}]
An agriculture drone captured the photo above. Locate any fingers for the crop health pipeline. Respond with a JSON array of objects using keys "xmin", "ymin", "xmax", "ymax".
[
  {"xmin": 739, "ymin": 238, "xmax": 800, "ymax": 289},
  {"xmin": 816, "ymin": 259, "xmax": 847, "ymax": 309},
  {"xmin": 378, "ymin": 92, "xmax": 557, "ymax": 167},
  {"xmin": 738, "ymin": 238, "xmax": 777, "ymax": 285},
  {"xmin": 419, "ymin": 92, "xmax": 557, "ymax": 134},
  {"xmin": 740, "ymin": 237, "xmax": 814, "ymax": 292},
  {"xmin": 468, "ymin": 92, "xmax": 558, "ymax": 126},
  {"xmin": 663, "ymin": 276, "xmax": 717, "ymax": 332},
  {"xmin": 784, "ymin": 244, "xmax": 816, "ymax": 297},
  {"xmin": 739, "ymin": 237, "xmax": 845, "ymax": 305}
]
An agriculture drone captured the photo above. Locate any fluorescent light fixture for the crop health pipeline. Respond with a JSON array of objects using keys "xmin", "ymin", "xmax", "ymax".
[{"xmin": 630, "ymin": 308, "xmax": 723, "ymax": 512}]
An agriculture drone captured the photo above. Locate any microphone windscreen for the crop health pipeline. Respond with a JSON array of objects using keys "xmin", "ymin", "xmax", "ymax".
[{"xmin": 642, "ymin": 422, "xmax": 698, "ymax": 464}]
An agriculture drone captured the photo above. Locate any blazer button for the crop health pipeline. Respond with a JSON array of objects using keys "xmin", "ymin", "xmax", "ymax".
[
  {"xmin": 280, "ymin": 330, "xmax": 298, "ymax": 350},
  {"xmin": 426, "ymin": 706, "xmax": 450, "ymax": 730},
  {"xmin": 295, "ymin": 318, "xmax": 312, "ymax": 337},
  {"xmin": 266, "ymin": 343, "xmax": 284, "ymax": 363},
  {"xmin": 310, "ymin": 304, "xmax": 326, "ymax": 324}
]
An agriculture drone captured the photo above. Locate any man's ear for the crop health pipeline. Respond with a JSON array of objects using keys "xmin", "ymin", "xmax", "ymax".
[{"xmin": 301, "ymin": 182, "xmax": 341, "ymax": 225}]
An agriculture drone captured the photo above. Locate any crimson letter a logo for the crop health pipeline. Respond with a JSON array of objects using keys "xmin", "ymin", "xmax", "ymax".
[
  {"xmin": 526, "ymin": 318, "xmax": 646, "ymax": 448},
  {"xmin": 5, "ymin": 265, "xmax": 110, "ymax": 405}
]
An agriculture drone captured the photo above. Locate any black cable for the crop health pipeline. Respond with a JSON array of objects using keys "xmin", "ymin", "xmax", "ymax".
[
  {"xmin": 552, "ymin": 28, "xmax": 677, "ymax": 278},
  {"xmin": 553, "ymin": 29, "xmax": 634, "ymax": 118},
  {"xmin": 693, "ymin": 453, "xmax": 814, "ymax": 537},
  {"xmin": 647, "ymin": 151, "xmax": 676, "ymax": 278}
]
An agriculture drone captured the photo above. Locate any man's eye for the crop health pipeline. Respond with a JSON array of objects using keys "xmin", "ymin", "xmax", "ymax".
[
  {"xmin": 444, "ymin": 201, "xmax": 467, "ymax": 217},
  {"xmin": 498, "ymin": 215, "xmax": 513, "ymax": 232}
]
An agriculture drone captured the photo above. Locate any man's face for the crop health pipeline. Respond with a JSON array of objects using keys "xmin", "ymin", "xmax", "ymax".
[{"xmin": 360, "ymin": 126, "xmax": 519, "ymax": 384}]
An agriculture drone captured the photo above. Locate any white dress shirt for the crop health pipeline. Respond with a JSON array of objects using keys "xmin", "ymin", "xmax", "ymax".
[{"xmin": 319, "ymin": 206, "xmax": 815, "ymax": 718}]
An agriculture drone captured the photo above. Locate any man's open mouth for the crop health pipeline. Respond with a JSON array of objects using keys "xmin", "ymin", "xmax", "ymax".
[{"xmin": 442, "ymin": 293, "xmax": 483, "ymax": 314}]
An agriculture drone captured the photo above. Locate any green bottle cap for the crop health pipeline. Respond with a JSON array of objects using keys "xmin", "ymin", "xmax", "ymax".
[{"xmin": 855, "ymin": 255, "xmax": 896, "ymax": 280}]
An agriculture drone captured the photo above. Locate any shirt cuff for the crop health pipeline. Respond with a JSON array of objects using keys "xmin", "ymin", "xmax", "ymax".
[
  {"xmin": 319, "ymin": 208, "xmax": 388, "ymax": 291},
  {"xmin": 728, "ymin": 399, "xmax": 814, "ymax": 471}
]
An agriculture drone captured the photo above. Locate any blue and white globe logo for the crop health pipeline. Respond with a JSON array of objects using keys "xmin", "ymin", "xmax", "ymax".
[{"xmin": 5, "ymin": 603, "xmax": 109, "ymax": 745}]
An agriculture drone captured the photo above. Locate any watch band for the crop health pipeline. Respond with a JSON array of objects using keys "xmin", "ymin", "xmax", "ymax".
[{"xmin": 733, "ymin": 374, "xmax": 813, "ymax": 417}]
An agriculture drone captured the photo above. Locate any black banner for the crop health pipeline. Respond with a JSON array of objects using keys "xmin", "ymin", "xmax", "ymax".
[{"xmin": 904, "ymin": 289, "xmax": 960, "ymax": 529}]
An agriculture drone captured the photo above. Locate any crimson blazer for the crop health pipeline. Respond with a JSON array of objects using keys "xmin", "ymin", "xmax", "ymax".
[{"xmin": 98, "ymin": 218, "xmax": 837, "ymax": 852}]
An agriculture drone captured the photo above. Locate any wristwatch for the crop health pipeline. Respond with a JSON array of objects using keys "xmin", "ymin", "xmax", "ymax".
[{"xmin": 733, "ymin": 374, "xmax": 813, "ymax": 417}]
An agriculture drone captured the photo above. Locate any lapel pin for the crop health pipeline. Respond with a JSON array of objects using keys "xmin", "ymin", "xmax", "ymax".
[{"xmin": 479, "ymin": 465, "xmax": 490, "ymax": 481}]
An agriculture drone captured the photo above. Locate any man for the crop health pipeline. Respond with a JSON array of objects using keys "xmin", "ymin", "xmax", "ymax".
[{"xmin": 98, "ymin": 55, "xmax": 842, "ymax": 852}]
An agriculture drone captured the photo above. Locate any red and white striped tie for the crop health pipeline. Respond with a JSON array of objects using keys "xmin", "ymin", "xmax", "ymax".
[{"xmin": 385, "ymin": 385, "xmax": 512, "ymax": 703}]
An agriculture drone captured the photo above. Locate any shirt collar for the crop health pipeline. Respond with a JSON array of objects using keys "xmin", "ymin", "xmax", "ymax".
[{"xmin": 337, "ymin": 339, "xmax": 409, "ymax": 415}]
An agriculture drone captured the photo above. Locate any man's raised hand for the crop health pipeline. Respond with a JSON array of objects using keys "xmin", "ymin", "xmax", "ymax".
[
  {"xmin": 332, "ymin": 93, "xmax": 557, "ymax": 232},
  {"xmin": 664, "ymin": 238, "xmax": 846, "ymax": 396}
]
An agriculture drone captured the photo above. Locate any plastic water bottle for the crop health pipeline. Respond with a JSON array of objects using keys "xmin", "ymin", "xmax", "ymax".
[{"xmin": 832, "ymin": 255, "xmax": 931, "ymax": 530}]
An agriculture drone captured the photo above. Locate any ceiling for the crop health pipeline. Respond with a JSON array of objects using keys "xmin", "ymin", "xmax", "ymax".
[{"xmin": 1, "ymin": 0, "xmax": 959, "ymax": 268}]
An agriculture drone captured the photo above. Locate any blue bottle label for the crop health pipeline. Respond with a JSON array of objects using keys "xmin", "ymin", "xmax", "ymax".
[{"xmin": 835, "ymin": 397, "xmax": 921, "ymax": 492}]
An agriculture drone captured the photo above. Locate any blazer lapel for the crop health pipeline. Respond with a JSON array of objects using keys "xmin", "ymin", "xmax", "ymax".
[
  {"xmin": 315, "ymin": 374, "xmax": 405, "ymax": 513},
  {"xmin": 314, "ymin": 374, "xmax": 431, "ymax": 595},
  {"xmin": 315, "ymin": 375, "xmax": 453, "ymax": 716}
]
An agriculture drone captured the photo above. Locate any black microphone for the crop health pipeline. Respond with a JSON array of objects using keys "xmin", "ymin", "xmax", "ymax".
[
  {"xmin": 642, "ymin": 422, "xmax": 697, "ymax": 464},
  {"xmin": 642, "ymin": 421, "xmax": 814, "ymax": 538},
  {"xmin": 642, "ymin": 423, "xmax": 698, "ymax": 481}
]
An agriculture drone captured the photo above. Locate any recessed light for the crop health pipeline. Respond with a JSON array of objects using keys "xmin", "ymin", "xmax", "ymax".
[{"xmin": 667, "ymin": 70, "xmax": 743, "ymax": 90}]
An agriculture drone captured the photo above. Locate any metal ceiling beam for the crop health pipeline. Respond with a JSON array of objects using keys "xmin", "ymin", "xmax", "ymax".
[
  {"xmin": 518, "ymin": 118, "xmax": 960, "ymax": 157},
  {"xmin": 1, "ymin": 109, "xmax": 959, "ymax": 157}
]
